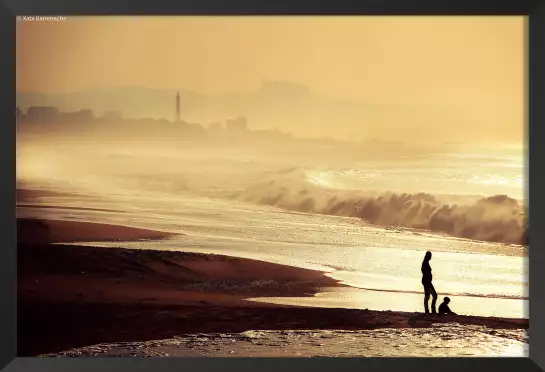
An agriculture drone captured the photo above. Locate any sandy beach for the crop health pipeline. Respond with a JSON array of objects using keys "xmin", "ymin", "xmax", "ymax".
[
  {"xmin": 17, "ymin": 198, "xmax": 528, "ymax": 357},
  {"xmin": 14, "ymin": 16, "xmax": 530, "ymax": 358},
  {"xmin": 16, "ymin": 15, "xmax": 527, "ymax": 358}
]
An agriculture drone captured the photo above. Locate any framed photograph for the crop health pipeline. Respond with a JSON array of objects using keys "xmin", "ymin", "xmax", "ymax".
[{"xmin": 3, "ymin": 0, "xmax": 544, "ymax": 371}]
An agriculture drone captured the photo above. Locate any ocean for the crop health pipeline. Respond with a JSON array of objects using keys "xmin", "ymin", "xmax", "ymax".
[{"xmin": 16, "ymin": 141, "xmax": 528, "ymax": 319}]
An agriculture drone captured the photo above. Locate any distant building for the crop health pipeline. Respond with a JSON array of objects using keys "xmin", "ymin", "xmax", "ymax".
[
  {"xmin": 175, "ymin": 92, "xmax": 181, "ymax": 122},
  {"xmin": 208, "ymin": 122, "xmax": 223, "ymax": 131},
  {"xmin": 225, "ymin": 116, "xmax": 248, "ymax": 132},
  {"xmin": 60, "ymin": 109, "xmax": 94, "ymax": 123},
  {"xmin": 16, "ymin": 106, "xmax": 22, "ymax": 123},
  {"xmin": 16, "ymin": 106, "xmax": 24, "ymax": 131},
  {"xmin": 26, "ymin": 106, "xmax": 59, "ymax": 123},
  {"xmin": 191, "ymin": 123, "xmax": 206, "ymax": 132},
  {"xmin": 102, "ymin": 110, "xmax": 123, "ymax": 121}
]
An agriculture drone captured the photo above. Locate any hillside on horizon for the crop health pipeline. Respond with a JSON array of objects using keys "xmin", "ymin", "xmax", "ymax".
[
  {"xmin": 16, "ymin": 80, "xmax": 519, "ymax": 145},
  {"xmin": 17, "ymin": 80, "xmax": 372, "ymax": 140}
]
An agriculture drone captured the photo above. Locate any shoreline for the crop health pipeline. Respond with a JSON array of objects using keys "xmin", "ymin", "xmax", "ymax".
[
  {"xmin": 17, "ymin": 216, "xmax": 340, "ymax": 356},
  {"xmin": 17, "ymin": 215, "xmax": 528, "ymax": 356}
]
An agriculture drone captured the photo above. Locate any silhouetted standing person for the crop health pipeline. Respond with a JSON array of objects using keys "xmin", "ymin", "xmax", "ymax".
[{"xmin": 421, "ymin": 251, "xmax": 438, "ymax": 314}]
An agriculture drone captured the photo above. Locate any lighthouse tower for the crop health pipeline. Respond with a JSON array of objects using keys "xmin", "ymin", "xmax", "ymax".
[{"xmin": 175, "ymin": 92, "xmax": 180, "ymax": 123}]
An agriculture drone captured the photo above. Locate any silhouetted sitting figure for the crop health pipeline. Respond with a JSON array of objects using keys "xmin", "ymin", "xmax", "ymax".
[{"xmin": 438, "ymin": 297, "xmax": 457, "ymax": 315}]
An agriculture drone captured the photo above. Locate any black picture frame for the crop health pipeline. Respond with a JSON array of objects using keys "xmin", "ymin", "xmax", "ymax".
[{"xmin": 2, "ymin": 0, "xmax": 544, "ymax": 371}]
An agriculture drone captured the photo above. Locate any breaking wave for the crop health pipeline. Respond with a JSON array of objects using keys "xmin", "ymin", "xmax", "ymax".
[{"xmin": 235, "ymin": 169, "xmax": 527, "ymax": 246}]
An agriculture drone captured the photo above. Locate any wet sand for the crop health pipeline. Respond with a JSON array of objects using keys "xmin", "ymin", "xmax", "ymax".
[
  {"xmin": 17, "ymin": 216, "xmax": 528, "ymax": 357},
  {"xmin": 17, "ymin": 189, "xmax": 528, "ymax": 357},
  {"xmin": 18, "ymin": 216, "xmax": 338, "ymax": 356},
  {"xmin": 46, "ymin": 326, "xmax": 529, "ymax": 357}
]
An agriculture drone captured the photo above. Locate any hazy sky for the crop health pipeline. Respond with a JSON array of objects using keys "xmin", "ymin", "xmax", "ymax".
[{"xmin": 16, "ymin": 16, "xmax": 525, "ymax": 143}]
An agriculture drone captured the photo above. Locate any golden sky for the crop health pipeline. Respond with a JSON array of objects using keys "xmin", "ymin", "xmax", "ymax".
[{"xmin": 16, "ymin": 16, "xmax": 525, "ymax": 143}]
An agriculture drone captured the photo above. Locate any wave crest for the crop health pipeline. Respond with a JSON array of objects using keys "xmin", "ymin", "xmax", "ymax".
[{"xmin": 236, "ymin": 170, "xmax": 527, "ymax": 245}]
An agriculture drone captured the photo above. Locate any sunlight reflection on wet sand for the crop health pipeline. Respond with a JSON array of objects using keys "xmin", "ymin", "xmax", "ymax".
[
  {"xmin": 47, "ymin": 324, "xmax": 528, "ymax": 358},
  {"xmin": 248, "ymin": 287, "xmax": 528, "ymax": 319}
]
